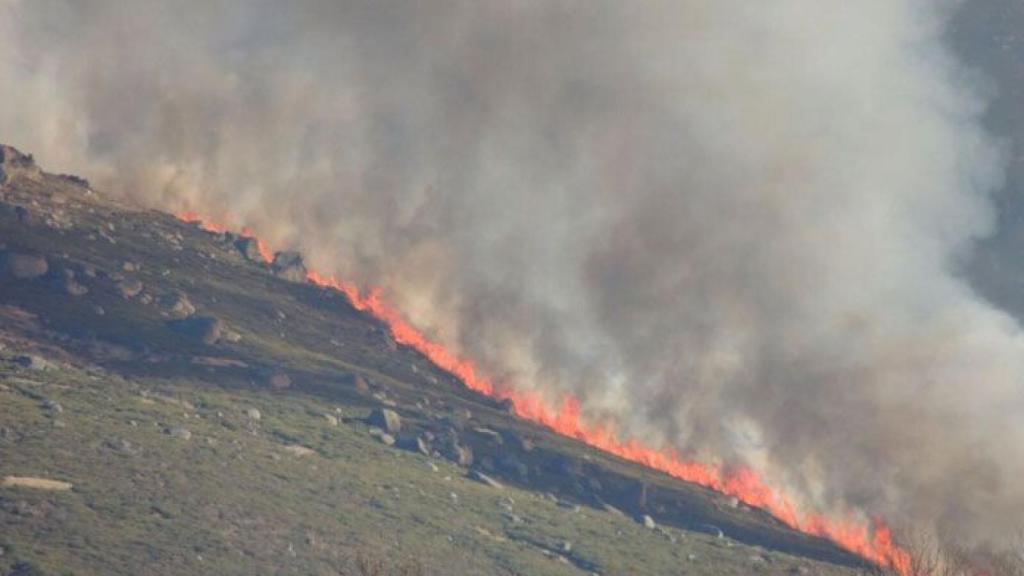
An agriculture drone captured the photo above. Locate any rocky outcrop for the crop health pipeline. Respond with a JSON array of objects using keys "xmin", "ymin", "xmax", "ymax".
[
  {"xmin": 271, "ymin": 251, "xmax": 306, "ymax": 282},
  {"xmin": 168, "ymin": 315, "xmax": 224, "ymax": 344},
  {"xmin": 0, "ymin": 250, "xmax": 48, "ymax": 281},
  {"xmin": 368, "ymin": 407, "xmax": 402, "ymax": 434}
]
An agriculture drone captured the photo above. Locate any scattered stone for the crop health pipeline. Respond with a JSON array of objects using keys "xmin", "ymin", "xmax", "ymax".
[
  {"xmin": 696, "ymin": 523, "xmax": 725, "ymax": 539},
  {"xmin": 0, "ymin": 251, "xmax": 48, "ymax": 280},
  {"xmin": 642, "ymin": 514, "xmax": 657, "ymax": 529},
  {"xmin": 599, "ymin": 500, "xmax": 626, "ymax": 517},
  {"xmin": 502, "ymin": 430, "xmax": 535, "ymax": 453},
  {"xmin": 271, "ymin": 251, "xmax": 307, "ymax": 282},
  {"xmin": 497, "ymin": 454, "xmax": 529, "ymax": 482},
  {"xmin": 367, "ymin": 407, "xmax": 401, "ymax": 434},
  {"xmin": 235, "ymin": 237, "xmax": 268, "ymax": 262},
  {"xmin": 105, "ymin": 438, "xmax": 140, "ymax": 456},
  {"xmin": 266, "ymin": 371, "xmax": 292, "ymax": 390},
  {"xmin": 13, "ymin": 355, "xmax": 54, "ymax": 371},
  {"xmin": 472, "ymin": 427, "xmax": 504, "ymax": 445},
  {"xmin": 284, "ymin": 445, "xmax": 315, "ymax": 457},
  {"xmin": 1, "ymin": 476, "xmax": 72, "ymax": 491},
  {"xmin": 467, "ymin": 469, "xmax": 503, "ymax": 489},
  {"xmin": 244, "ymin": 408, "xmax": 262, "ymax": 421},
  {"xmin": 116, "ymin": 277, "xmax": 144, "ymax": 298},
  {"xmin": 166, "ymin": 426, "xmax": 192, "ymax": 440},
  {"xmin": 396, "ymin": 434, "xmax": 430, "ymax": 455},
  {"xmin": 41, "ymin": 399, "xmax": 63, "ymax": 413},
  {"xmin": 168, "ymin": 315, "xmax": 224, "ymax": 344},
  {"xmin": 160, "ymin": 292, "xmax": 195, "ymax": 318}
]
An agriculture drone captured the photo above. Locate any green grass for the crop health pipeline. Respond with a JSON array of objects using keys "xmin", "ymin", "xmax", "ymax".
[{"xmin": 0, "ymin": 158, "xmax": 866, "ymax": 575}]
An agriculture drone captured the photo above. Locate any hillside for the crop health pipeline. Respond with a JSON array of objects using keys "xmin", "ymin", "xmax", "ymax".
[{"xmin": 0, "ymin": 144, "xmax": 867, "ymax": 575}]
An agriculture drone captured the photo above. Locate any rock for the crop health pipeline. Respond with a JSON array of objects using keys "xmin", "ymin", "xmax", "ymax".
[
  {"xmin": 284, "ymin": 445, "xmax": 315, "ymax": 457},
  {"xmin": 235, "ymin": 237, "xmax": 267, "ymax": 262},
  {"xmin": 271, "ymin": 251, "xmax": 307, "ymax": 282},
  {"xmin": 497, "ymin": 454, "xmax": 529, "ymax": 482},
  {"xmin": 160, "ymin": 292, "xmax": 195, "ymax": 318},
  {"xmin": 396, "ymin": 434, "xmax": 430, "ymax": 455},
  {"xmin": 122, "ymin": 261, "xmax": 139, "ymax": 272},
  {"xmin": 368, "ymin": 428, "xmax": 396, "ymax": 446},
  {"xmin": 61, "ymin": 275, "xmax": 88, "ymax": 296},
  {"xmin": 323, "ymin": 413, "xmax": 339, "ymax": 426},
  {"xmin": 266, "ymin": 371, "xmax": 292, "ymax": 390},
  {"xmin": 1, "ymin": 476, "xmax": 73, "ymax": 491},
  {"xmin": 41, "ymin": 399, "xmax": 63, "ymax": 413},
  {"xmin": 244, "ymin": 408, "xmax": 262, "ymax": 421},
  {"xmin": 367, "ymin": 407, "xmax": 401, "ymax": 434},
  {"xmin": 467, "ymin": 469, "xmax": 503, "ymax": 489},
  {"xmin": 642, "ymin": 514, "xmax": 657, "ymax": 529},
  {"xmin": 116, "ymin": 278, "xmax": 144, "ymax": 298},
  {"xmin": 600, "ymin": 501, "xmax": 626, "ymax": 517},
  {"xmin": 168, "ymin": 315, "xmax": 224, "ymax": 344},
  {"xmin": 166, "ymin": 427, "xmax": 192, "ymax": 440},
  {"xmin": 449, "ymin": 443, "xmax": 474, "ymax": 468},
  {"xmin": 105, "ymin": 438, "xmax": 140, "ymax": 456},
  {"xmin": 13, "ymin": 355, "xmax": 54, "ymax": 371},
  {"xmin": 502, "ymin": 430, "xmax": 535, "ymax": 453},
  {"xmin": 696, "ymin": 523, "xmax": 724, "ymax": 539},
  {"xmin": 0, "ymin": 251, "xmax": 48, "ymax": 280}
]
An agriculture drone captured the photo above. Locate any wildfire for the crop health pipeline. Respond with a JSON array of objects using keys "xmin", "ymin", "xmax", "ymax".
[{"xmin": 176, "ymin": 211, "xmax": 913, "ymax": 574}]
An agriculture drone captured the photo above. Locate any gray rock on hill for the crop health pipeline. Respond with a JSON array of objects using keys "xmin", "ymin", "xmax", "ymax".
[
  {"xmin": 271, "ymin": 251, "xmax": 307, "ymax": 282},
  {"xmin": 160, "ymin": 292, "xmax": 196, "ymax": 318},
  {"xmin": 168, "ymin": 315, "xmax": 224, "ymax": 344},
  {"xmin": 116, "ymin": 278, "xmax": 144, "ymax": 299},
  {"xmin": 368, "ymin": 407, "xmax": 402, "ymax": 434},
  {"xmin": 0, "ymin": 250, "xmax": 48, "ymax": 281},
  {"xmin": 235, "ymin": 237, "xmax": 266, "ymax": 263}
]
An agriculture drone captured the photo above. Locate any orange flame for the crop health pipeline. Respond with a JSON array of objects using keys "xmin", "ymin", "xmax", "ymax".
[{"xmin": 177, "ymin": 211, "xmax": 913, "ymax": 574}]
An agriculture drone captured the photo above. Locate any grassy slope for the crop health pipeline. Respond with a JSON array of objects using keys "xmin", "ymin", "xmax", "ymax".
[{"xmin": 0, "ymin": 150, "xmax": 864, "ymax": 575}]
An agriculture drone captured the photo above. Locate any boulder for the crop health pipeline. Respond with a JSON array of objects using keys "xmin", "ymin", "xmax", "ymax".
[
  {"xmin": 159, "ymin": 292, "xmax": 196, "ymax": 318},
  {"xmin": 235, "ymin": 237, "xmax": 266, "ymax": 262},
  {"xmin": 367, "ymin": 407, "xmax": 401, "ymax": 434},
  {"xmin": 13, "ymin": 355, "xmax": 54, "ymax": 371},
  {"xmin": 467, "ymin": 469, "xmax": 503, "ymax": 489},
  {"xmin": 168, "ymin": 315, "xmax": 224, "ymax": 344},
  {"xmin": 166, "ymin": 427, "xmax": 192, "ymax": 440},
  {"xmin": 244, "ymin": 408, "xmax": 262, "ymax": 421},
  {"xmin": 396, "ymin": 434, "xmax": 430, "ymax": 455},
  {"xmin": 266, "ymin": 371, "xmax": 292, "ymax": 390},
  {"xmin": 56, "ymin": 268, "xmax": 88, "ymax": 296},
  {"xmin": 368, "ymin": 427, "xmax": 396, "ymax": 446},
  {"xmin": 271, "ymin": 251, "xmax": 307, "ymax": 282},
  {"xmin": 116, "ymin": 278, "xmax": 144, "ymax": 298},
  {"xmin": 0, "ymin": 251, "xmax": 48, "ymax": 280},
  {"xmin": 642, "ymin": 514, "xmax": 657, "ymax": 530}
]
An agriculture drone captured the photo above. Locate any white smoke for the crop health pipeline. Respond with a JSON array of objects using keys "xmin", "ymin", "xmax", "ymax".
[{"xmin": 2, "ymin": 0, "xmax": 1022, "ymax": 546}]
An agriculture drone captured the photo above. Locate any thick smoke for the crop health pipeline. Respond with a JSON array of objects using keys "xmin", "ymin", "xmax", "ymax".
[{"xmin": 2, "ymin": 0, "xmax": 1022, "ymax": 547}]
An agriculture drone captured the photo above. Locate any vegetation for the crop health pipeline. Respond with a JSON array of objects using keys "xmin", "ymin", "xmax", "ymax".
[{"xmin": 0, "ymin": 149, "xmax": 866, "ymax": 574}]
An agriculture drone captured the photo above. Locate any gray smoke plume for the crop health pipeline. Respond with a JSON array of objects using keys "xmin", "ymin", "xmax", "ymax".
[{"xmin": 2, "ymin": 0, "xmax": 1023, "ymax": 549}]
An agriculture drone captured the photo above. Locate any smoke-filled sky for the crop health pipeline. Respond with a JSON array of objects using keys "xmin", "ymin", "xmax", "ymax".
[{"xmin": 3, "ymin": 0, "xmax": 1024, "ymax": 548}]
